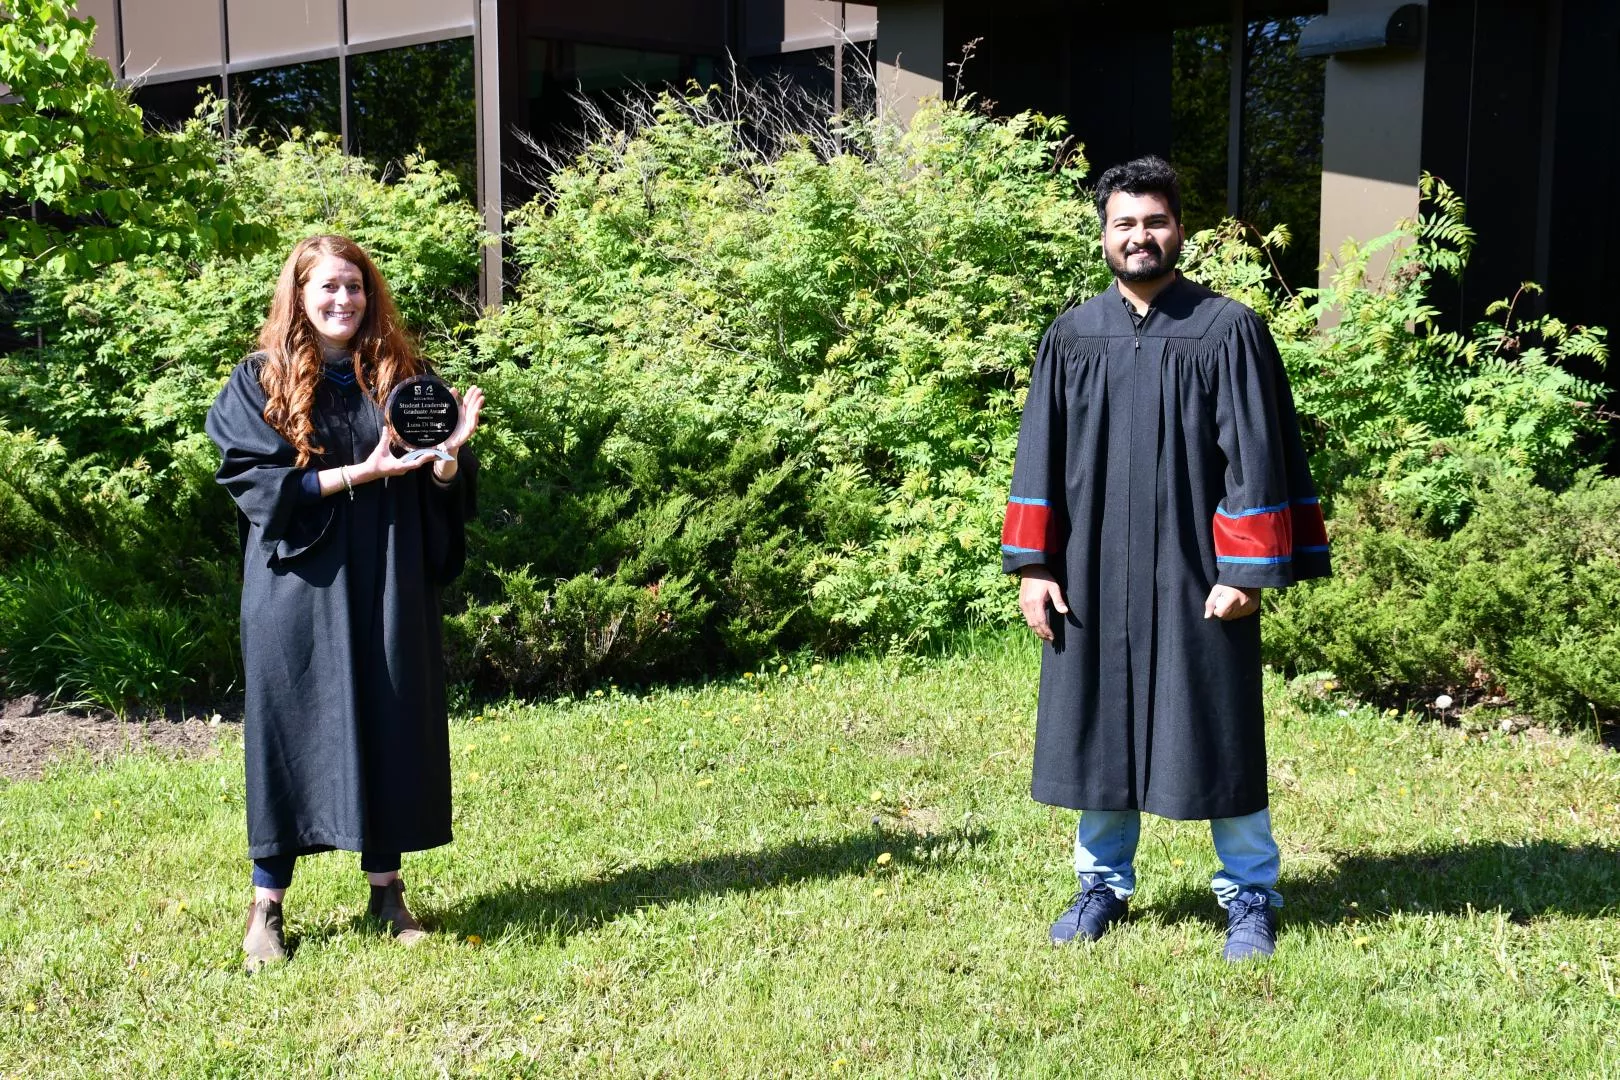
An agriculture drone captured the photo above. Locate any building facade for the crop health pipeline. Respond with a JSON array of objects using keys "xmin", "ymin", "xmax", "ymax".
[
  {"xmin": 72, "ymin": 0, "xmax": 878, "ymax": 302},
  {"xmin": 72, "ymin": 0, "xmax": 1616, "ymax": 355}
]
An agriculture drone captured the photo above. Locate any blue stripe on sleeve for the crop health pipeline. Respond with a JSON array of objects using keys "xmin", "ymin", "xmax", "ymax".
[
  {"xmin": 1215, "ymin": 501, "xmax": 1289, "ymax": 519},
  {"xmin": 1216, "ymin": 554, "xmax": 1293, "ymax": 565},
  {"xmin": 1007, "ymin": 496, "xmax": 1050, "ymax": 506},
  {"xmin": 1001, "ymin": 544, "xmax": 1044, "ymax": 554}
]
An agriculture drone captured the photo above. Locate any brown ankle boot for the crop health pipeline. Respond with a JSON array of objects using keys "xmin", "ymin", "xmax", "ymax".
[
  {"xmin": 367, "ymin": 879, "xmax": 428, "ymax": 944},
  {"xmin": 242, "ymin": 898, "xmax": 287, "ymax": 972}
]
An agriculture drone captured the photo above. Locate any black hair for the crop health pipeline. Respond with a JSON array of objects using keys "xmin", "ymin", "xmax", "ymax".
[{"xmin": 1093, "ymin": 156, "xmax": 1182, "ymax": 227}]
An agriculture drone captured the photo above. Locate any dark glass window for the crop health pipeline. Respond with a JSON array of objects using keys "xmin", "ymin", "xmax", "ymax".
[
  {"xmin": 1240, "ymin": 17, "xmax": 1324, "ymax": 289},
  {"xmin": 131, "ymin": 77, "xmax": 224, "ymax": 130},
  {"xmin": 523, "ymin": 39, "xmax": 718, "ymax": 149},
  {"xmin": 233, "ymin": 59, "xmax": 341, "ymax": 142},
  {"xmin": 1170, "ymin": 10, "xmax": 1325, "ymax": 289},
  {"xmin": 348, "ymin": 38, "xmax": 477, "ymax": 197},
  {"xmin": 1170, "ymin": 24, "xmax": 1233, "ymax": 237}
]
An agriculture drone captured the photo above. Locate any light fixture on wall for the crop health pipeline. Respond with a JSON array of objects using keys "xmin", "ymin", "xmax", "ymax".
[{"xmin": 1297, "ymin": 4, "xmax": 1423, "ymax": 59}]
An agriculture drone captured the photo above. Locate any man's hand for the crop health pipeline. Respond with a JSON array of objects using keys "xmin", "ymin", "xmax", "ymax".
[
  {"xmin": 1018, "ymin": 566, "xmax": 1069, "ymax": 642},
  {"xmin": 1204, "ymin": 584, "xmax": 1260, "ymax": 620}
]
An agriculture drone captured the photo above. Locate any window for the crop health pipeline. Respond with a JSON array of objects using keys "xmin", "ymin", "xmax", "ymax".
[
  {"xmin": 233, "ymin": 60, "xmax": 341, "ymax": 142},
  {"xmin": 524, "ymin": 39, "xmax": 717, "ymax": 149},
  {"xmin": 348, "ymin": 39, "xmax": 477, "ymax": 196},
  {"xmin": 1241, "ymin": 17, "xmax": 1325, "ymax": 289},
  {"xmin": 1170, "ymin": 8, "xmax": 1325, "ymax": 289},
  {"xmin": 131, "ymin": 77, "xmax": 223, "ymax": 130},
  {"xmin": 1170, "ymin": 24, "xmax": 1233, "ymax": 237}
]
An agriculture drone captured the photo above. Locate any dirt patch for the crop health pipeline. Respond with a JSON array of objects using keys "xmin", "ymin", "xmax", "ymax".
[{"xmin": 0, "ymin": 695, "xmax": 240, "ymax": 782}]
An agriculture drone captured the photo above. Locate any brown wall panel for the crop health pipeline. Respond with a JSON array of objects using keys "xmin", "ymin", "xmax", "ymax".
[
  {"xmin": 227, "ymin": 0, "xmax": 339, "ymax": 66},
  {"xmin": 122, "ymin": 0, "xmax": 224, "ymax": 76},
  {"xmin": 347, "ymin": 0, "xmax": 474, "ymax": 47},
  {"xmin": 71, "ymin": 0, "xmax": 121, "ymax": 70}
]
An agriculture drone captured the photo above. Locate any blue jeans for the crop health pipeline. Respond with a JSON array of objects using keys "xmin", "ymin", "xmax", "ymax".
[{"xmin": 1074, "ymin": 807, "xmax": 1283, "ymax": 908}]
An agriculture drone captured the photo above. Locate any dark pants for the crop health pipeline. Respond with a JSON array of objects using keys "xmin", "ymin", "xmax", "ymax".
[{"xmin": 250, "ymin": 851, "xmax": 401, "ymax": 889}]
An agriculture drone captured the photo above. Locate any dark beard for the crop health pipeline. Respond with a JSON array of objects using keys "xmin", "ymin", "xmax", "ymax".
[{"xmin": 1107, "ymin": 241, "xmax": 1180, "ymax": 283}]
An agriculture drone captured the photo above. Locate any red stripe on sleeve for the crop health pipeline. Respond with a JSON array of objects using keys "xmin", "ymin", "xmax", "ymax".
[
  {"xmin": 1213, "ymin": 507, "xmax": 1292, "ymax": 560},
  {"xmin": 1002, "ymin": 501, "xmax": 1053, "ymax": 553},
  {"xmin": 1294, "ymin": 502, "xmax": 1328, "ymax": 549}
]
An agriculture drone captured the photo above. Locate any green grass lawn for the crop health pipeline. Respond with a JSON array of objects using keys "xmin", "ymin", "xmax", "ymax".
[{"xmin": 2, "ymin": 634, "xmax": 1618, "ymax": 1078}]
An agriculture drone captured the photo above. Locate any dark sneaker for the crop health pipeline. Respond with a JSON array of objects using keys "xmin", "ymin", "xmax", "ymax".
[
  {"xmin": 1223, "ymin": 889, "xmax": 1278, "ymax": 961},
  {"xmin": 1049, "ymin": 873, "xmax": 1129, "ymax": 944},
  {"xmin": 242, "ymin": 898, "xmax": 287, "ymax": 973},
  {"xmin": 368, "ymin": 879, "xmax": 428, "ymax": 945}
]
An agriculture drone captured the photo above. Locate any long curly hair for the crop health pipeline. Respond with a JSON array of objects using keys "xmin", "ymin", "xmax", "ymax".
[{"xmin": 256, "ymin": 235, "xmax": 421, "ymax": 466}]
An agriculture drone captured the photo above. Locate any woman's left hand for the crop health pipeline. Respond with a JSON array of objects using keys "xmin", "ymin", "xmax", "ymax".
[{"xmin": 440, "ymin": 385, "xmax": 484, "ymax": 455}]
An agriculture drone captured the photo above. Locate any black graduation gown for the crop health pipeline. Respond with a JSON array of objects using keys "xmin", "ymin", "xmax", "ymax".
[
  {"xmin": 206, "ymin": 355, "xmax": 477, "ymax": 859},
  {"xmin": 1001, "ymin": 277, "xmax": 1329, "ymax": 820}
]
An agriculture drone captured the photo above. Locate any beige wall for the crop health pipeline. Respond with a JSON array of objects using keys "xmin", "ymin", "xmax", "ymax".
[
  {"xmin": 72, "ymin": 0, "xmax": 121, "ymax": 71},
  {"xmin": 780, "ymin": 1, "xmax": 878, "ymax": 51},
  {"xmin": 1317, "ymin": 0, "xmax": 1428, "ymax": 288},
  {"xmin": 874, "ymin": 0, "xmax": 942, "ymax": 126},
  {"xmin": 120, "ymin": 0, "xmax": 223, "ymax": 78},
  {"xmin": 347, "ymin": 0, "xmax": 474, "ymax": 48},
  {"xmin": 227, "ymin": 0, "xmax": 339, "ymax": 67}
]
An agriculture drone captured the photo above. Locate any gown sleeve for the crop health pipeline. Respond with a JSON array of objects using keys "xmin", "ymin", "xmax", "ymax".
[
  {"xmin": 1210, "ymin": 307, "xmax": 1331, "ymax": 589},
  {"xmin": 1001, "ymin": 323, "xmax": 1068, "ymax": 575},
  {"xmin": 205, "ymin": 358, "xmax": 336, "ymax": 567},
  {"xmin": 420, "ymin": 443, "xmax": 479, "ymax": 586}
]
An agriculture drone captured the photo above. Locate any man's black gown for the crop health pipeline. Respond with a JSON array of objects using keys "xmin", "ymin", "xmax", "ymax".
[
  {"xmin": 206, "ymin": 355, "xmax": 476, "ymax": 859},
  {"xmin": 1002, "ymin": 277, "xmax": 1329, "ymax": 820}
]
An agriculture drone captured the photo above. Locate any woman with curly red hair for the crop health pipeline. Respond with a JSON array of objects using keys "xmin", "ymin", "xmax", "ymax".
[{"xmin": 206, "ymin": 234, "xmax": 484, "ymax": 971}]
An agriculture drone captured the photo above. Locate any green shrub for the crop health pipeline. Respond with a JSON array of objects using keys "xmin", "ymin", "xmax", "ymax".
[
  {"xmin": 453, "ymin": 88, "xmax": 1106, "ymax": 691},
  {"xmin": 1265, "ymin": 473, "xmax": 1620, "ymax": 729},
  {"xmin": 0, "ymin": 553, "xmax": 224, "ymax": 714},
  {"xmin": 0, "ymin": 130, "xmax": 481, "ymax": 707},
  {"xmin": 1186, "ymin": 178, "xmax": 1609, "ymax": 529}
]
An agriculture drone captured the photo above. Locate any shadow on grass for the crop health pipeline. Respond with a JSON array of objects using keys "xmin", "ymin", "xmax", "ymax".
[
  {"xmin": 434, "ymin": 825, "xmax": 992, "ymax": 941},
  {"xmin": 1148, "ymin": 840, "xmax": 1620, "ymax": 930}
]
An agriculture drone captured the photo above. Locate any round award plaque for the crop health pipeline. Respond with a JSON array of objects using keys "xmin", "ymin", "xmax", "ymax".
[{"xmin": 384, "ymin": 373, "xmax": 460, "ymax": 452}]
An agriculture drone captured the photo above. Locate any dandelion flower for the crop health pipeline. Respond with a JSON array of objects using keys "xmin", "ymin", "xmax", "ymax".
[
  {"xmin": 531, "ymin": 1014, "xmax": 546, "ymax": 1024},
  {"xmin": 876, "ymin": 852, "xmax": 893, "ymax": 866},
  {"xmin": 1435, "ymin": 694, "xmax": 1453, "ymax": 710},
  {"xmin": 696, "ymin": 778, "xmax": 714, "ymax": 789},
  {"xmin": 465, "ymin": 934, "xmax": 483, "ymax": 945},
  {"xmin": 1171, "ymin": 858, "xmax": 1185, "ymax": 868},
  {"xmin": 1353, "ymin": 936, "xmax": 1371, "ymax": 948},
  {"xmin": 811, "ymin": 664, "xmax": 824, "ymax": 676},
  {"xmin": 92, "ymin": 809, "xmax": 103, "ymax": 822},
  {"xmin": 467, "ymin": 771, "xmax": 482, "ymax": 783},
  {"xmin": 871, "ymin": 888, "xmax": 886, "ymax": 898},
  {"xmin": 616, "ymin": 763, "xmax": 629, "ymax": 773},
  {"xmin": 869, "ymin": 790, "xmax": 883, "ymax": 803},
  {"xmin": 778, "ymin": 664, "xmax": 789, "ymax": 674},
  {"xmin": 1398, "ymin": 786, "xmax": 1410, "ymax": 797},
  {"xmin": 1346, "ymin": 766, "xmax": 1358, "ymax": 776},
  {"xmin": 743, "ymin": 672, "xmax": 754, "ymax": 680}
]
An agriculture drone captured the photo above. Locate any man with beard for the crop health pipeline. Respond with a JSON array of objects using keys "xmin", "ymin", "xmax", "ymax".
[{"xmin": 1001, "ymin": 156, "xmax": 1330, "ymax": 960}]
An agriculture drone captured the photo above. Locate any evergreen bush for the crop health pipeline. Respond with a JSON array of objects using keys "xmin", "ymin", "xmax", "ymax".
[
  {"xmin": 0, "ymin": 131, "xmax": 480, "ymax": 709},
  {"xmin": 1265, "ymin": 473, "xmax": 1620, "ymax": 729}
]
